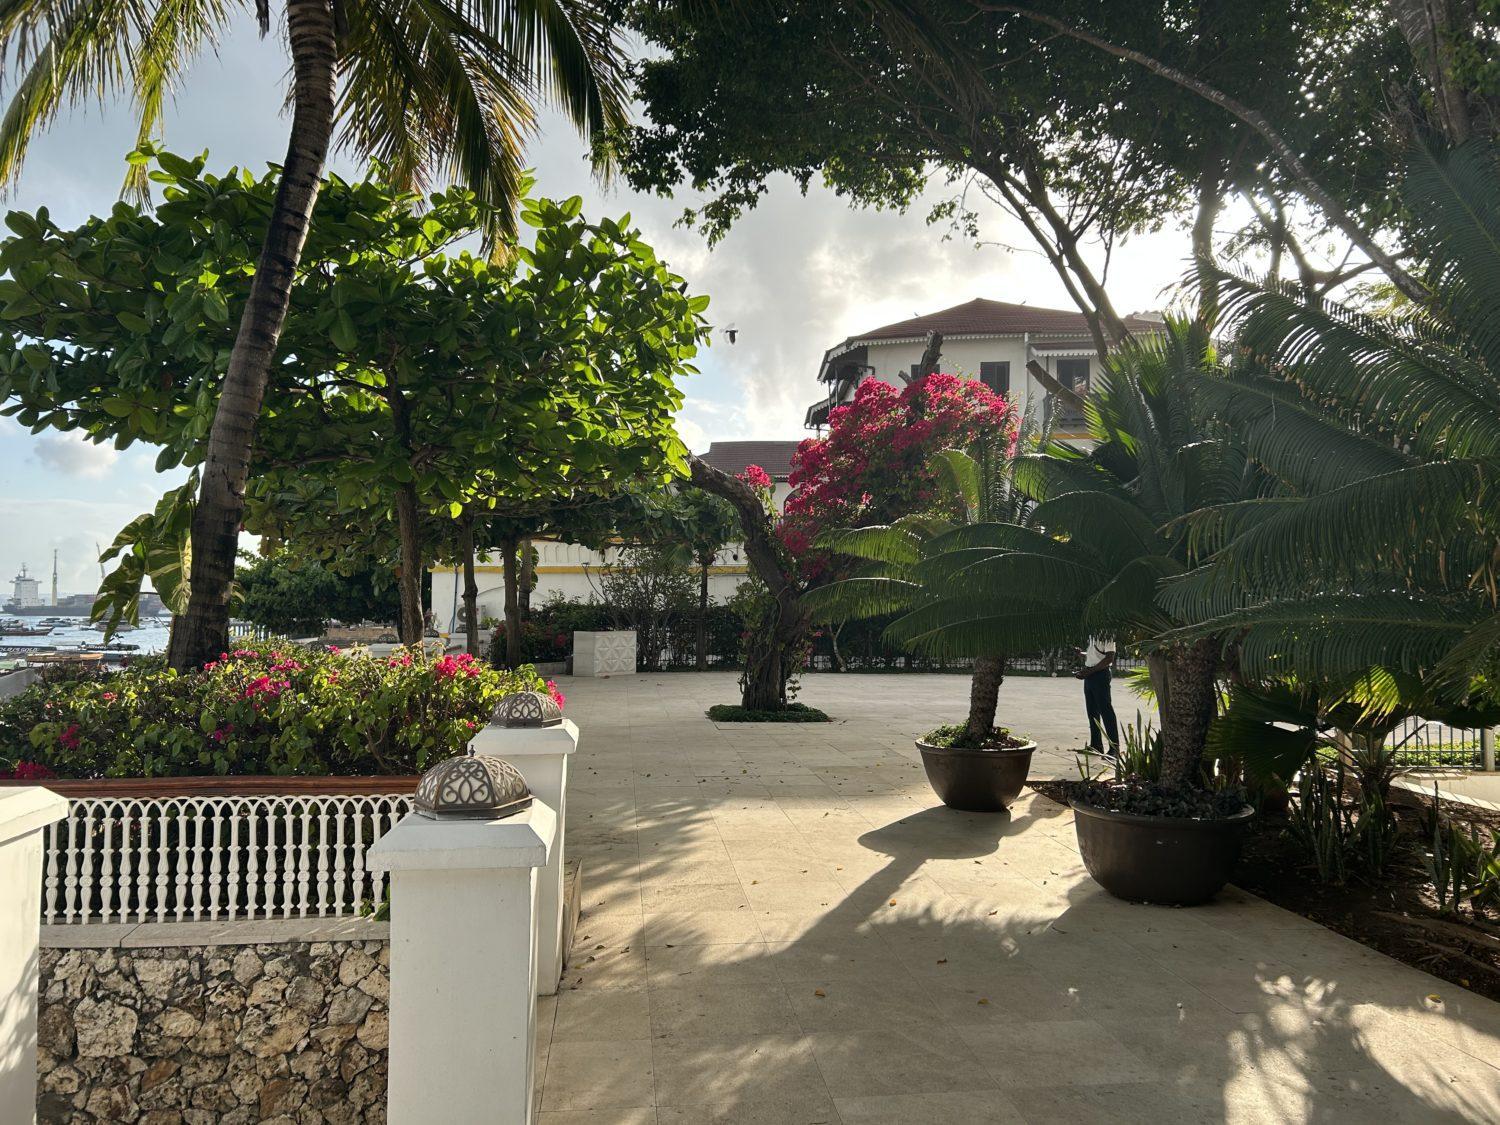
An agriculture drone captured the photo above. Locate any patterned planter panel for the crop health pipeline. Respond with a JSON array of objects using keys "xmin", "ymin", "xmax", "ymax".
[{"xmin": 573, "ymin": 630, "xmax": 637, "ymax": 677}]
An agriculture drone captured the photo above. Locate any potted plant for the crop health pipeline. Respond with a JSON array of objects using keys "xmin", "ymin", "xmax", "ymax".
[
  {"xmin": 805, "ymin": 427, "xmax": 1041, "ymax": 812},
  {"xmin": 1065, "ymin": 719, "xmax": 1252, "ymax": 905}
]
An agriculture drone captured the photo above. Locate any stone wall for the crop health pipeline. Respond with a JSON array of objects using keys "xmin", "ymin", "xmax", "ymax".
[{"xmin": 36, "ymin": 937, "xmax": 389, "ymax": 1124}]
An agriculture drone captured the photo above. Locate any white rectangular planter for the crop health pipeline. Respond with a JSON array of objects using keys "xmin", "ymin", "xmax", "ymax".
[
  {"xmin": 573, "ymin": 630, "xmax": 637, "ymax": 677},
  {"xmin": 471, "ymin": 719, "xmax": 579, "ymax": 995}
]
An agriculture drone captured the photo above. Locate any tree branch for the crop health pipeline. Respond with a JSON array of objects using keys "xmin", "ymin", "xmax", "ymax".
[{"xmin": 972, "ymin": 2, "xmax": 1430, "ymax": 306}]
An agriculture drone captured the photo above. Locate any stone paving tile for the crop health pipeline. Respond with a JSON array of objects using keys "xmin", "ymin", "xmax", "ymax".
[{"xmin": 543, "ymin": 672, "xmax": 1500, "ymax": 1120}]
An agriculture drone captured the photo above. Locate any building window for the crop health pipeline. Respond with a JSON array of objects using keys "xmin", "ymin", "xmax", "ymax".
[
  {"xmin": 1056, "ymin": 357, "xmax": 1089, "ymax": 394},
  {"xmin": 909, "ymin": 362, "xmax": 922, "ymax": 381},
  {"xmin": 1053, "ymin": 358, "xmax": 1090, "ymax": 430},
  {"xmin": 979, "ymin": 361, "xmax": 1010, "ymax": 395}
]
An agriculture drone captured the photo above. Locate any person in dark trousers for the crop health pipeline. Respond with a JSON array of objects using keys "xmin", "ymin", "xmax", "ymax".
[{"xmin": 1075, "ymin": 636, "xmax": 1119, "ymax": 758}]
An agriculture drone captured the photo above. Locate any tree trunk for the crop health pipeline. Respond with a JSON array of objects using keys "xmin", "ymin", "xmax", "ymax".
[
  {"xmin": 393, "ymin": 485, "xmax": 425, "ymax": 646},
  {"xmin": 696, "ymin": 558, "xmax": 710, "ymax": 671},
  {"xmin": 166, "ymin": 0, "xmax": 337, "ymax": 670},
  {"xmin": 688, "ymin": 456, "xmax": 810, "ymax": 710},
  {"xmin": 501, "ymin": 536, "xmax": 522, "ymax": 669},
  {"xmin": 519, "ymin": 538, "xmax": 534, "ymax": 616},
  {"xmin": 1157, "ymin": 639, "xmax": 1220, "ymax": 788},
  {"xmin": 963, "ymin": 655, "xmax": 1006, "ymax": 743},
  {"xmin": 460, "ymin": 518, "xmax": 479, "ymax": 657}
]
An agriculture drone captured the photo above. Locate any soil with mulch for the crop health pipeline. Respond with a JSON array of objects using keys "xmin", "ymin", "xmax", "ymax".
[{"xmin": 1031, "ymin": 780, "xmax": 1500, "ymax": 1004}]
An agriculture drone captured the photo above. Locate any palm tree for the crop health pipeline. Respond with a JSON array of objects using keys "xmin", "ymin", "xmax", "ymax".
[
  {"xmin": 813, "ymin": 321, "xmax": 1257, "ymax": 786},
  {"xmin": 0, "ymin": 0, "xmax": 628, "ymax": 669},
  {"xmin": 1161, "ymin": 142, "xmax": 1500, "ymax": 707}
]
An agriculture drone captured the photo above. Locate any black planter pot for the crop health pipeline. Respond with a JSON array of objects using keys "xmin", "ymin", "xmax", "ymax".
[
  {"xmin": 917, "ymin": 740, "xmax": 1036, "ymax": 812},
  {"xmin": 1070, "ymin": 799, "xmax": 1255, "ymax": 906}
]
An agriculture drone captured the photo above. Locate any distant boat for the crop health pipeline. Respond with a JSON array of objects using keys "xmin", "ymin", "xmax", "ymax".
[{"xmin": 0, "ymin": 622, "xmax": 52, "ymax": 636}]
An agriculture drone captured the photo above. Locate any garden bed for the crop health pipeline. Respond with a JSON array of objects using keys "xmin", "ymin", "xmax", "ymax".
[{"xmin": 1032, "ymin": 780, "xmax": 1500, "ymax": 1003}]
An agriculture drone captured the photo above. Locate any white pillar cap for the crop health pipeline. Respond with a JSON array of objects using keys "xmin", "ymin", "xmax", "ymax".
[
  {"xmin": 470, "ymin": 717, "xmax": 579, "ymax": 758},
  {"xmin": 367, "ymin": 800, "xmax": 556, "ymax": 873},
  {"xmin": 0, "ymin": 786, "xmax": 68, "ymax": 846}
]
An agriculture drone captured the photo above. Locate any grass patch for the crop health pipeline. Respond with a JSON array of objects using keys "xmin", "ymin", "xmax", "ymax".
[{"xmin": 707, "ymin": 702, "xmax": 831, "ymax": 723}]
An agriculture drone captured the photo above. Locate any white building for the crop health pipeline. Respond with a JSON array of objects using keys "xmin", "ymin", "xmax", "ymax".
[
  {"xmin": 427, "ymin": 441, "xmax": 801, "ymax": 634},
  {"xmin": 805, "ymin": 298, "xmax": 1161, "ymax": 435},
  {"xmin": 6, "ymin": 565, "xmax": 41, "ymax": 609}
]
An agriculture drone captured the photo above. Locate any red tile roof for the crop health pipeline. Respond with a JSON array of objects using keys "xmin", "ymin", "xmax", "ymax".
[
  {"xmin": 847, "ymin": 298, "xmax": 1160, "ymax": 343},
  {"xmin": 698, "ymin": 441, "xmax": 801, "ymax": 481}
]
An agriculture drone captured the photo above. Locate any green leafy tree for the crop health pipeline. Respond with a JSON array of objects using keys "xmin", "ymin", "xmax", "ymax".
[
  {"xmin": 613, "ymin": 0, "xmax": 1435, "ymax": 345},
  {"xmin": 0, "ymin": 156, "xmax": 709, "ymax": 646},
  {"xmin": 236, "ymin": 549, "xmax": 400, "ymax": 636},
  {"xmin": 0, "ymin": 0, "xmax": 629, "ymax": 669}
]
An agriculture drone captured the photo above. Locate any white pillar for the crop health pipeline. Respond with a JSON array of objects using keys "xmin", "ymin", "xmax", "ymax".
[
  {"xmin": 1482, "ymin": 727, "xmax": 1496, "ymax": 772},
  {"xmin": 471, "ymin": 719, "xmax": 578, "ymax": 995},
  {"xmin": 368, "ymin": 801, "xmax": 555, "ymax": 1125},
  {"xmin": 0, "ymin": 787, "xmax": 68, "ymax": 1125}
]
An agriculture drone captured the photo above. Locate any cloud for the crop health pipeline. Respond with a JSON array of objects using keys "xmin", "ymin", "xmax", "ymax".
[{"xmin": 31, "ymin": 433, "xmax": 120, "ymax": 479}]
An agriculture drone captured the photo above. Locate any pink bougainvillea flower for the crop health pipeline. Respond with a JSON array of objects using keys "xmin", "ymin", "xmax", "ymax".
[
  {"xmin": 102, "ymin": 691, "xmax": 116, "ymax": 703},
  {"xmin": 57, "ymin": 723, "xmax": 81, "ymax": 750},
  {"xmin": 4, "ymin": 760, "xmax": 55, "ymax": 780},
  {"xmin": 739, "ymin": 464, "xmax": 773, "ymax": 490},
  {"xmin": 545, "ymin": 680, "xmax": 566, "ymax": 710}
]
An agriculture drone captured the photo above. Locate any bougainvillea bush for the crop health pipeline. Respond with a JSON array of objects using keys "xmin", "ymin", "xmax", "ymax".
[
  {"xmin": 0, "ymin": 644, "xmax": 549, "ymax": 778},
  {"xmin": 780, "ymin": 373, "xmax": 1017, "ymax": 573}
]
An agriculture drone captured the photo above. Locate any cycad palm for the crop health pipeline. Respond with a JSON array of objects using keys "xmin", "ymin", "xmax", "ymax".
[
  {"xmin": 1163, "ymin": 142, "xmax": 1500, "ymax": 705},
  {"xmin": 0, "ymin": 0, "xmax": 627, "ymax": 668},
  {"xmin": 809, "ymin": 429, "xmax": 1034, "ymax": 745}
]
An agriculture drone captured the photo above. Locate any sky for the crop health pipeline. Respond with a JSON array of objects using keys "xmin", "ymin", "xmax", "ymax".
[{"xmin": 0, "ymin": 22, "xmax": 1195, "ymax": 598}]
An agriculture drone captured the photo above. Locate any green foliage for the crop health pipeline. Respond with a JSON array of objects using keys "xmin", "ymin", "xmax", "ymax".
[
  {"xmin": 0, "ymin": 0, "xmax": 628, "ymax": 242},
  {"xmin": 236, "ymin": 550, "xmax": 401, "ymax": 636},
  {"xmin": 1065, "ymin": 777, "xmax": 1248, "ymax": 821},
  {"xmin": 1162, "ymin": 142, "xmax": 1500, "ymax": 702},
  {"xmin": 1289, "ymin": 762, "xmax": 1400, "ymax": 884},
  {"xmin": 920, "ymin": 724, "xmax": 1028, "ymax": 751},
  {"xmin": 614, "ymin": 0, "xmax": 1408, "ymax": 250},
  {"xmin": 1426, "ymin": 803, "xmax": 1500, "ymax": 918},
  {"xmin": 706, "ymin": 702, "xmax": 829, "ymax": 723},
  {"xmin": 0, "ymin": 152, "xmax": 709, "ymax": 624},
  {"xmin": 0, "ymin": 643, "xmax": 542, "ymax": 778},
  {"xmin": 598, "ymin": 546, "xmax": 697, "ymax": 672},
  {"xmin": 92, "ymin": 473, "xmax": 197, "ymax": 637}
]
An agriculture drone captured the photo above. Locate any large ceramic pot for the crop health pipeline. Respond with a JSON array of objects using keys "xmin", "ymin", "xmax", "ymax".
[
  {"xmin": 917, "ymin": 739, "xmax": 1037, "ymax": 812},
  {"xmin": 1070, "ymin": 800, "xmax": 1255, "ymax": 906}
]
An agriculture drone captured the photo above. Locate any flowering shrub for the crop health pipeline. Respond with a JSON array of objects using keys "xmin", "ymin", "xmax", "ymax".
[
  {"xmin": 781, "ymin": 373, "xmax": 1017, "ymax": 571},
  {"xmin": 0, "ymin": 644, "xmax": 548, "ymax": 779}
]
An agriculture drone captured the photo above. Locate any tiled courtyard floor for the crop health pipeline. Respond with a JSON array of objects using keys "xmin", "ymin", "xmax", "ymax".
[{"xmin": 537, "ymin": 672, "xmax": 1500, "ymax": 1123}]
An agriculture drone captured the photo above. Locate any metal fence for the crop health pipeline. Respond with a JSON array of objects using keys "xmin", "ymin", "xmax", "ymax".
[
  {"xmin": 30, "ymin": 779, "xmax": 414, "ymax": 925},
  {"xmin": 1389, "ymin": 716, "xmax": 1492, "ymax": 770}
]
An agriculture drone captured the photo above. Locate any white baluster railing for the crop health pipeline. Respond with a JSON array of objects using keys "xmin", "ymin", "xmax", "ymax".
[{"xmin": 35, "ymin": 789, "xmax": 413, "ymax": 925}]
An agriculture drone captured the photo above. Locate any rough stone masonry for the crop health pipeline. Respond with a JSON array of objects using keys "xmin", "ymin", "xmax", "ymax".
[{"xmin": 36, "ymin": 940, "xmax": 389, "ymax": 1124}]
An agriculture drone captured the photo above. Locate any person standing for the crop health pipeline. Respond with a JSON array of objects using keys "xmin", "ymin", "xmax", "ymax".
[{"xmin": 1075, "ymin": 636, "xmax": 1119, "ymax": 758}]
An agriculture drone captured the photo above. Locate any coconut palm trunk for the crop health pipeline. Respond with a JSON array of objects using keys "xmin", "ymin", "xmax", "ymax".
[{"xmin": 167, "ymin": 0, "xmax": 337, "ymax": 669}]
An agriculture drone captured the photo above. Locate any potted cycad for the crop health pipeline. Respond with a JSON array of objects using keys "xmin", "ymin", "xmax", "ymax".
[{"xmin": 808, "ymin": 441, "xmax": 1039, "ymax": 812}]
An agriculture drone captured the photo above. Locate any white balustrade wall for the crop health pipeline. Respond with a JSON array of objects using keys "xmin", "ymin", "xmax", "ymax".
[{"xmin": 38, "ymin": 791, "xmax": 412, "ymax": 925}]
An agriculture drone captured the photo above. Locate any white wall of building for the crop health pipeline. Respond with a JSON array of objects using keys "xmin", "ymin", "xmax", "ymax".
[{"xmin": 834, "ymin": 334, "xmax": 1097, "ymax": 431}]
